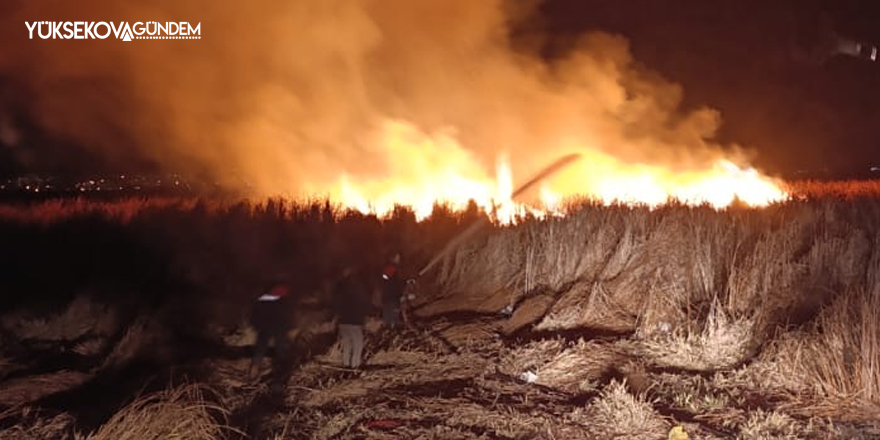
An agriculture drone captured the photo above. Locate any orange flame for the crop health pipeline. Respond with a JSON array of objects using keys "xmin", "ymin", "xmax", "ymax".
[
  {"xmin": 328, "ymin": 120, "xmax": 787, "ymax": 223},
  {"xmin": 544, "ymin": 148, "xmax": 787, "ymax": 209}
]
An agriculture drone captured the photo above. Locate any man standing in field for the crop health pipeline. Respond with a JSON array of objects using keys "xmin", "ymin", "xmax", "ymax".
[
  {"xmin": 248, "ymin": 276, "xmax": 295, "ymax": 380},
  {"xmin": 333, "ymin": 265, "xmax": 369, "ymax": 368},
  {"xmin": 380, "ymin": 253, "xmax": 407, "ymax": 328}
]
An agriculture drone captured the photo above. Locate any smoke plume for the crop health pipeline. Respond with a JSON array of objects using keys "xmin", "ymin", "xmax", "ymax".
[{"xmin": 0, "ymin": 0, "xmax": 757, "ymax": 202}]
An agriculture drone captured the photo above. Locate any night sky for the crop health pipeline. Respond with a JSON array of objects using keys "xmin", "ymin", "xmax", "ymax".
[
  {"xmin": 0, "ymin": 0, "xmax": 878, "ymax": 179},
  {"xmin": 533, "ymin": 0, "xmax": 880, "ymax": 178}
]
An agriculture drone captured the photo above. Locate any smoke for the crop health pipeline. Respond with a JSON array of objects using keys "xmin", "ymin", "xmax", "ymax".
[{"xmin": 0, "ymin": 0, "xmax": 754, "ymax": 199}]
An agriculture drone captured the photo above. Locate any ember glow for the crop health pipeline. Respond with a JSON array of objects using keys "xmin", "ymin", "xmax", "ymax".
[{"xmin": 327, "ymin": 120, "xmax": 786, "ymax": 223}]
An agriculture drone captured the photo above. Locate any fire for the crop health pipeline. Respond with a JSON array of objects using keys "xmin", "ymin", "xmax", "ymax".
[
  {"xmin": 330, "ymin": 120, "xmax": 508, "ymax": 221},
  {"xmin": 544, "ymin": 148, "xmax": 788, "ymax": 209},
  {"xmin": 329, "ymin": 120, "xmax": 787, "ymax": 223}
]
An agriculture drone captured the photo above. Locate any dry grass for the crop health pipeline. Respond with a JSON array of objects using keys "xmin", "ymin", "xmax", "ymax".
[
  {"xmin": 430, "ymin": 194, "xmax": 880, "ymax": 389},
  {"xmin": 435, "ymin": 321, "xmax": 502, "ymax": 352},
  {"xmin": 0, "ymin": 370, "xmax": 91, "ymax": 407},
  {"xmin": 526, "ymin": 339, "xmax": 630, "ymax": 393},
  {"xmin": 0, "ymin": 197, "xmax": 202, "ymax": 224},
  {"xmin": 499, "ymin": 293, "xmax": 555, "ymax": 334},
  {"xmin": 568, "ymin": 380, "xmax": 668, "ymax": 440},
  {"xmin": 282, "ymin": 346, "xmax": 599, "ymax": 439},
  {"xmin": 196, "ymin": 358, "xmax": 271, "ymax": 416},
  {"xmin": 7, "ymin": 185, "xmax": 880, "ymax": 437},
  {"xmin": 0, "ymin": 410, "xmax": 76, "ymax": 440},
  {"xmin": 718, "ymin": 340, "xmax": 810, "ymax": 394},
  {"xmin": 99, "ymin": 317, "xmax": 160, "ymax": 370},
  {"xmin": 438, "ymin": 402, "xmax": 558, "ymax": 438},
  {"xmin": 497, "ymin": 338, "xmax": 565, "ymax": 376},
  {"xmin": 221, "ymin": 323, "xmax": 258, "ymax": 347},
  {"xmin": 738, "ymin": 409, "xmax": 804, "ymax": 440},
  {"xmin": 84, "ymin": 384, "xmax": 234, "ymax": 440},
  {"xmin": 787, "ymin": 179, "xmax": 880, "ymax": 199},
  {"xmin": 775, "ymin": 286, "xmax": 880, "ymax": 419},
  {"xmin": 301, "ymin": 349, "xmax": 488, "ymax": 408},
  {"xmin": 0, "ymin": 296, "xmax": 118, "ymax": 343},
  {"xmin": 639, "ymin": 304, "xmax": 755, "ymax": 371}
]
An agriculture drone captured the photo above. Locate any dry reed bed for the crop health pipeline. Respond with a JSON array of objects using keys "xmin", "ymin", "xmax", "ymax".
[
  {"xmin": 426, "ymin": 197, "xmax": 880, "ymax": 412},
  {"xmin": 4, "ymin": 187, "xmax": 880, "ymax": 437},
  {"xmin": 266, "ymin": 316, "xmax": 841, "ymax": 439},
  {"xmin": 0, "ymin": 384, "xmax": 235, "ymax": 440},
  {"xmin": 0, "ymin": 410, "xmax": 76, "ymax": 440},
  {"xmin": 83, "ymin": 384, "xmax": 234, "ymax": 440},
  {"xmin": 0, "ymin": 296, "xmax": 118, "ymax": 344},
  {"xmin": 276, "ymin": 335, "xmax": 663, "ymax": 439},
  {"xmin": 4, "ymin": 318, "xmax": 875, "ymax": 439},
  {"xmin": 0, "ymin": 371, "xmax": 91, "ymax": 408}
]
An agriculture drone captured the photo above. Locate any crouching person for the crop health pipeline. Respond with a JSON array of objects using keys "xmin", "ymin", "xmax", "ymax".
[
  {"xmin": 334, "ymin": 265, "xmax": 369, "ymax": 369},
  {"xmin": 248, "ymin": 276, "xmax": 295, "ymax": 380}
]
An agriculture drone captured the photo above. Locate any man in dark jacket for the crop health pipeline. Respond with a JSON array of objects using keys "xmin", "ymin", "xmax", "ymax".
[
  {"xmin": 381, "ymin": 254, "xmax": 406, "ymax": 328},
  {"xmin": 248, "ymin": 278, "xmax": 295, "ymax": 379},
  {"xmin": 334, "ymin": 266, "xmax": 369, "ymax": 368}
]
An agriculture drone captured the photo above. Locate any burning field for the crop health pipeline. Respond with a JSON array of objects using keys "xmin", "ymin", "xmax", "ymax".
[
  {"xmin": 1, "ymin": 180, "xmax": 880, "ymax": 439},
  {"xmin": 3, "ymin": 0, "xmax": 880, "ymax": 438}
]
